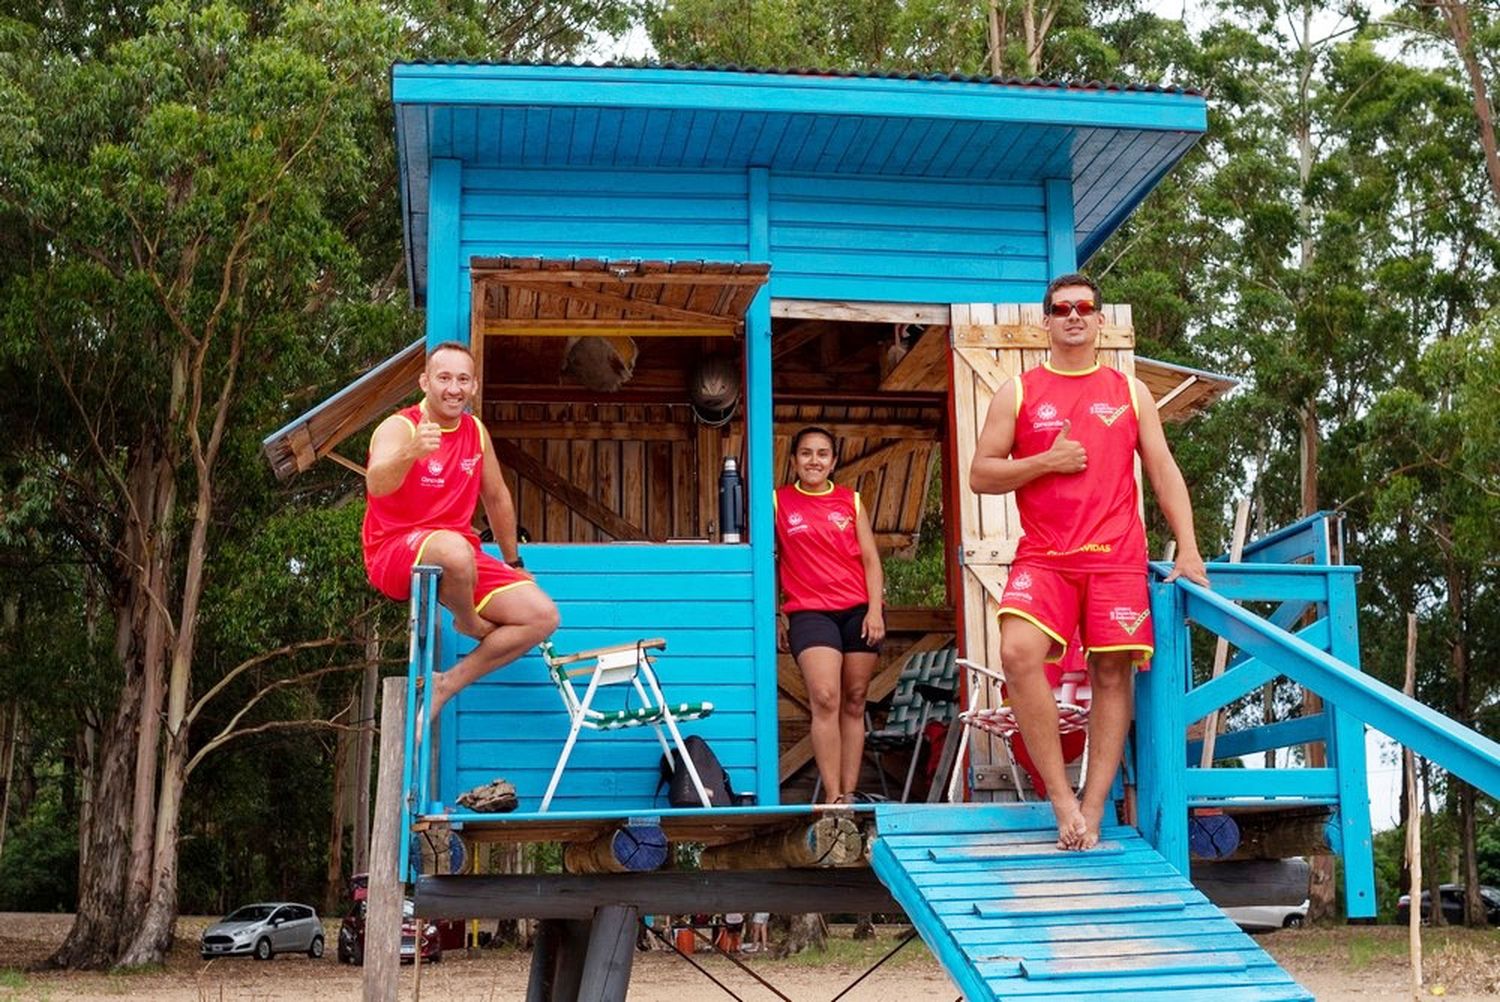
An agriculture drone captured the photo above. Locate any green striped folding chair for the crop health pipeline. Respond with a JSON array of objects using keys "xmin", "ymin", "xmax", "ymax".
[{"xmin": 538, "ymin": 637, "xmax": 714, "ymax": 812}]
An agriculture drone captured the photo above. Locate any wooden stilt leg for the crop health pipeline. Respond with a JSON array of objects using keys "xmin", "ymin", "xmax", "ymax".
[
  {"xmin": 526, "ymin": 920, "xmax": 561, "ymax": 1002},
  {"xmin": 576, "ymin": 905, "xmax": 640, "ymax": 1002},
  {"xmin": 549, "ymin": 918, "xmax": 593, "ymax": 1002}
]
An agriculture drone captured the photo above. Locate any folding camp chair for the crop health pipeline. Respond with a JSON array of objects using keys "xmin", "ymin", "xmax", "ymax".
[
  {"xmin": 947, "ymin": 648, "xmax": 1092, "ymax": 801},
  {"xmin": 863, "ymin": 645, "xmax": 959, "ymax": 802},
  {"xmin": 537, "ymin": 637, "xmax": 714, "ymax": 813}
]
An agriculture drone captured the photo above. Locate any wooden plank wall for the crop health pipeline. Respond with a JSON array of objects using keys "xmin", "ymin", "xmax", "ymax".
[{"xmin": 486, "ymin": 403, "xmax": 731, "ymax": 542}]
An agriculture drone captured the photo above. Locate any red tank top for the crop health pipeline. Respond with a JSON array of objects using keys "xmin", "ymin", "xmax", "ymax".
[
  {"xmin": 773, "ymin": 482, "xmax": 869, "ymax": 614},
  {"xmin": 1011, "ymin": 362, "xmax": 1147, "ymax": 570},
  {"xmin": 361, "ymin": 401, "xmax": 487, "ymax": 551}
]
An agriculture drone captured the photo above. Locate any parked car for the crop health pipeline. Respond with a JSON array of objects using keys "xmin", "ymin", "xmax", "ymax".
[
  {"xmin": 200, "ymin": 902, "xmax": 324, "ymax": 960},
  {"xmin": 1222, "ymin": 899, "xmax": 1308, "ymax": 931},
  {"xmin": 338, "ymin": 897, "xmax": 445, "ymax": 965},
  {"xmin": 1396, "ymin": 884, "xmax": 1500, "ymax": 925}
]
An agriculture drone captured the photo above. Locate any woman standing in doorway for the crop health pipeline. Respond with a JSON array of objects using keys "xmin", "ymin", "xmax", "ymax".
[{"xmin": 774, "ymin": 426, "xmax": 885, "ymax": 804}]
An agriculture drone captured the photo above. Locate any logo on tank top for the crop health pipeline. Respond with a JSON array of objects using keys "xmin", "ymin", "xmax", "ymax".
[
  {"xmin": 1032, "ymin": 401, "xmax": 1065, "ymax": 432},
  {"xmin": 785, "ymin": 510, "xmax": 809, "ymax": 535},
  {"xmin": 460, "ymin": 455, "xmax": 479, "ymax": 476},
  {"xmin": 1110, "ymin": 606, "xmax": 1150, "ymax": 635},
  {"xmin": 1090, "ymin": 402, "xmax": 1129, "ymax": 427},
  {"xmin": 829, "ymin": 512, "xmax": 852, "ymax": 532},
  {"xmin": 426, "ymin": 458, "xmax": 444, "ymax": 476},
  {"xmin": 1010, "ymin": 570, "xmax": 1033, "ymax": 592}
]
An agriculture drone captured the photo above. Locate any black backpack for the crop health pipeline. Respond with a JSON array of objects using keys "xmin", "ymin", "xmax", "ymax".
[{"xmin": 658, "ymin": 735, "xmax": 733, "ymax": 807}]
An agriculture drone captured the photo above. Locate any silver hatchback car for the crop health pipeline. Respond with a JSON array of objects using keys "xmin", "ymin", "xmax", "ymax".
[{"xmin": 200, "ymin": 902, "xmax": 324, "ymax": 960}]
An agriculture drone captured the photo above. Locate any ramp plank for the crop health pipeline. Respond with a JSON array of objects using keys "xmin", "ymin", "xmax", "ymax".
[{"xmin": 868, "ymin": 805, "xmax": 1313, "ymax": 1002}]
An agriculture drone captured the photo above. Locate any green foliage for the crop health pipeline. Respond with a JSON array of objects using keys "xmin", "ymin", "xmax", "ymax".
[{"xmin": 0, "ymin": 774, "xmax": 78, "ymax": 912}]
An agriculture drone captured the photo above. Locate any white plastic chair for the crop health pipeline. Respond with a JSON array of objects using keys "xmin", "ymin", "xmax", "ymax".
[{"xmin": 537, "ymin": 637, "xmax": 715, "ymax": 812}]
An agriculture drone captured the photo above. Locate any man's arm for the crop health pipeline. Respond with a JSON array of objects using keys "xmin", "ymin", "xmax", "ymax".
[
  {"xmin": 969, "ymin": 380, "xmax": 1087, "ymax": 494},
  {"xmin": 366, "ymin": 414, "xmax": 438, "ymax": 497},
  {"xmin": 478, "ymin": 429, "xmax": 522, "ymax": 566},
  {"xmin": 1135, "ymin": 379, "xmax": 1209, "ymax": 586}
]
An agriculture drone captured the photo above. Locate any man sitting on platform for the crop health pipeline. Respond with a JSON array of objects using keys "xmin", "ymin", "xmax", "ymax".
[
  {"xmin": 969, "ymin": 273, "xmax": 1209, "ymax": 850},
  {"xmin": 362, "ymin": 341, "xmax": 559, "ymax": 718}
]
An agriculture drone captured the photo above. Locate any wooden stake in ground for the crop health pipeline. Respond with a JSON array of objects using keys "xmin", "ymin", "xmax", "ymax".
[
  {"xmin": 1199, "ymin": 499, "xmax": 1251, "ymax": 767},
  {"xmin": 1403, "ymin": 612, "xmax": 1422, "ymax": 999},
  {"xmin": 365, "ymin": 677, "xmax": 406, "ymax": 1002}
]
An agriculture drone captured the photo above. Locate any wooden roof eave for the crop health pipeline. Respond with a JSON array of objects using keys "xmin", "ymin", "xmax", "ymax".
[{"xmin": 260, "ymin": 338, "xmax": 425, "ymax": 482}]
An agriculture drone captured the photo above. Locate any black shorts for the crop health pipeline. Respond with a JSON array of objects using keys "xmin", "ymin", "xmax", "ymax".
[{"xmin": 787, "ymin": 606, "xmax": 882, "ymax": 658}]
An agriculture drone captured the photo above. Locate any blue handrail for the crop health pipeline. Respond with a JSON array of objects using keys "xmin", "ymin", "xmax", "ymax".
[{"xmin": 1177, "ymin": 579, "xmax": 1500, "ymax": 798}]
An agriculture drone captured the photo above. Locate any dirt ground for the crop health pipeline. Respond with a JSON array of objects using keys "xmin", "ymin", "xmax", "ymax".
[{"xmin": 2, "ymin": 913, "xmax": 1497, "ymax": 1001}]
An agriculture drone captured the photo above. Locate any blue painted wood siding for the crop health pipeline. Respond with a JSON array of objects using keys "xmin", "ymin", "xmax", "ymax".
[
  {"xmin": 767, "ymin": 174, "xmax": 1050, "ymax": 303},
  {"xmin": 437, "ymin": 544, "xmax": 766, "ymax": 813},
  {"xmin": 420, "ymin": 165, "xmax": 1060, "ymax": 347}
]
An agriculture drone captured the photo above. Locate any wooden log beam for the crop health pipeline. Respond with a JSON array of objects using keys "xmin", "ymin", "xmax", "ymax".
[
  {"xmin": 414, "ymin": 868, "xmax": 901, "ymax": 919},
  {"xmin": 490, "ymin": 421, "xmax": 692, "ymax": 442},
  {"xmin": 1191, "ymin": 858, "xmax": 1312, "ymax": 908},
  {"xmin": 1213, "ymin": 807, "xmax": 1336, "ymax": 861},
  {"xmin": 481, "ymin": 319, "xmax": 738, "ymax": 337},
  {"xmin": 771, "ymin": 299, "xmax": 952, "ymax": 325},
  {"xmin": 808, "ymin": 422, "xmax": 938, "ymax": 441},
  {"xmin": 880, "ymin": 326, "xmax": 950, "ymax": 392},
  {"xmin": 563, "ymin": 826, "xmax": 669, "ymax": 874},
  {"xmin": 699, "ymin": 817, "xmax": 863, "ymax": 870},
  {"xmin": 512, "ymin": 282, "xmax": 733, "ymax": 325},
  {"xmin": 493, "ymin": 439, "xmax": 649, "ymax": 541},
  {"xmin": 836, "ymin": 441, "xmax": 919, "ymax": 481},
  {"xmin": 772, "ymin": 320, "xmax": 833, "ymax": 360}
]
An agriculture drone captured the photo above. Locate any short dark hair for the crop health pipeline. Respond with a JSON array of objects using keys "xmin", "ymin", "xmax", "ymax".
[
  {"xmin": 1043, "ymin": 273, "xmax": 1102, "ymax": 315},
  {"xmin": 791, "ymin": 426, "xmax": 836, "ymax": 455},
  {"xmin": 427, "ymin": 340, "xmax": 473, "ymax": 360}
]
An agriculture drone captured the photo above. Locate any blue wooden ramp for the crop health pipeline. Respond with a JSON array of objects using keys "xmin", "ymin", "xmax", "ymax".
[{"xmin": 868, "ymin": 804, "xmax": 1312, "ymax": 1001}]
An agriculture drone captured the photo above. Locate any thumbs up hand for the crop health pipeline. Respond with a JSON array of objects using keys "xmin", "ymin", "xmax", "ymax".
[{"xmin": 1045, "ymin": 420, "xmax": 1088, "ymax": 474}]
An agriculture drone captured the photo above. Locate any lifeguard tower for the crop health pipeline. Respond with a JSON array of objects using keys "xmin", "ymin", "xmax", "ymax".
[{"xmin": 263, "ymin": 61, "xmax": 1500, "ymax": 1001}]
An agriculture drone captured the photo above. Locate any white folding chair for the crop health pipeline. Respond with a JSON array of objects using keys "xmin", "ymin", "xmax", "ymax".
[{"xmin": 538, "ymin": 637, "xmax": 715, "ymax": 812}]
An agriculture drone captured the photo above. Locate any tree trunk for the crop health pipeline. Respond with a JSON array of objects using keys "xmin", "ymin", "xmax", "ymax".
[
  {"xmin": 49, "ymin": 681, "xmax": 142, "ymax": 968},
  {"xmin": 117, "ymin": 735, "xmax": 187, "ymax": 967},
  {"xmin": 1421, "ymin": 758, "xmax": 1446, "ymax": 926},
  {"xmin": 781, "ymin": 914, "xmax": 826, "ymax": 955},
  {"xmin": 1436, "ymin": 0, "xmax": 1500, "ymax": 210},
  {"xmin": 352, "ymin": 624, "xmax": 379, "ymax": 873},
  {"xmin": 125, "ymin": 437, "xmax": 177, "ymax": 933},
  {"xmin": 324, "ymin": 709, "xmax": 352, "ymax": 915}
]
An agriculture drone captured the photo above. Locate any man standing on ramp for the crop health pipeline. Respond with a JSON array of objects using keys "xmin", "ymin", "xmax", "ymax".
[
  {"xmin": 363, "ymin": 341, "xmax": 559, "ymax": 718},
  {"xmin": 969, "ymin": 274, "xmax": 1209, "ymax": 849}
]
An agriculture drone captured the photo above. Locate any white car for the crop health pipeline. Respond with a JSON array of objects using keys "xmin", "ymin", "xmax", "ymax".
[
  {"xmin": 200, "ymin": 902, "xmax": 324, "ymax": 960},
  {"xmin": 1222, "ymin": 898, "xmax": 1308, "ymax": 931}
]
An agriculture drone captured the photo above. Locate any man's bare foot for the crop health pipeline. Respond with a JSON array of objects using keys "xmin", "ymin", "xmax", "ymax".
[
  {"xmin": 428, "ymin": 670, "xmax": 459, "ymax": 720},
  {"xmin": 1049, "ymin": 794, "xmax": 1090, "ymax": 850},
  {"xmin": 1079, "ymin": 800, "xmax": 1106, "ymax": 848},
  {"xmin": 452, "ymin": 612, "xmax": 496, "ymax": 641}
]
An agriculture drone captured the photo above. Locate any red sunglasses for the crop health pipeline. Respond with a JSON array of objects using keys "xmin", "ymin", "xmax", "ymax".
[{"xmin": 1047, "ymin": 299, "xmax": 1099, "ymax": 317}]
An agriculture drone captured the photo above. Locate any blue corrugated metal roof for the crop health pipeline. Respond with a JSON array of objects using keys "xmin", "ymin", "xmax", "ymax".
[{"xmin": 392, "ymin": 61, "xmax": 1206, "ymax": 304}]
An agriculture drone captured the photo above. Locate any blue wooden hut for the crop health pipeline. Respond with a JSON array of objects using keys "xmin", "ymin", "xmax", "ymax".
[{"xmin": 259, "ymin": 61, "xmax": 1500, "ymax": 1002}]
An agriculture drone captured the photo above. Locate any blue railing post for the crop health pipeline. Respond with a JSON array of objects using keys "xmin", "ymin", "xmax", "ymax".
[
  {"xmin": 1326, "ymin": 570, "xmax": 1376, "ymax": 918},
  {"xmin": 400, "ymin": 565, "xmax": 442, "ymax": 883},
  {"xmin": 1137, "ymin": 577, "xmax": 1189, "ymax": 873}
]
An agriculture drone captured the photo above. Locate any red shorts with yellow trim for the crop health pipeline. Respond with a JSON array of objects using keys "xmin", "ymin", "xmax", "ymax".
[
  {"xmin": 997, "ymin": 562, "xmax": 1154, "ymax": 667},
  {"xmin": 364, "ymin": 528, "xmax": 531, "ymax": 614}
]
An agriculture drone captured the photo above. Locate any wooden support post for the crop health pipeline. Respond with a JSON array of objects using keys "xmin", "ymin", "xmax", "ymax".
[
  {"xmin": 363, "ymin": 677, "xmax": 406, "ymax": 1002},
  {"xmin": 1403, "ymin": 612, "xmax": 1423, "ymax": 996},
  {"xmin": 1199, "ymin": 499, "xmax": 1251, "ymax": 767},
  {"xmin": 526, "ymin": 920, "xmax": 561, "ymax": 1002},
  {"xmin": 698, "ymin": 816, "xmax": 863, "ymax": 870},
  {"xmin": 576, "ymin": 905, "xmax": 640, "ymax": 1002},
  {"xmin": 551, "ymin": 919, "xmax": 593, "ymax": 1002}
]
